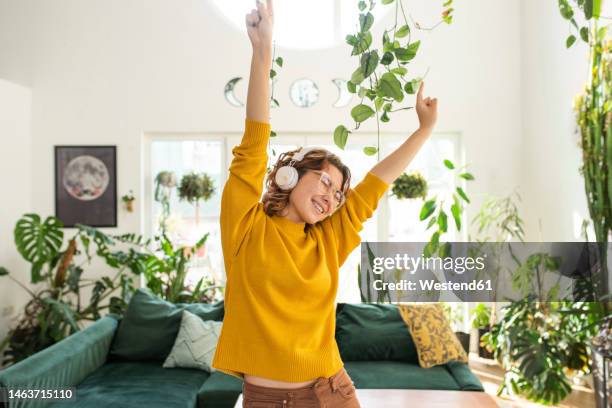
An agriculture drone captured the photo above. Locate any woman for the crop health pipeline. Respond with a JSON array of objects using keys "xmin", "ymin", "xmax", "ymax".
[{"xmin": 211, "ymin": 1, "xmax": 438, "ymax": 407}]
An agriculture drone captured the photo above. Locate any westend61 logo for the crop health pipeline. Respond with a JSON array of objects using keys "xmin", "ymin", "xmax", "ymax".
[
  {"xmin": 360, "ymin": 242, "xmax": 607, "ymax": 302},
  {"xmin": 371, "ymin": 254, "xmax": 486, "ymax": 275}
]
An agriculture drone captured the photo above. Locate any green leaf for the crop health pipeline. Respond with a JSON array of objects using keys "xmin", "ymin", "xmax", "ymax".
[
  {"xmin": 419, "ymin": 199, "xmax": 437, "ymax": 221},
  {"xmin": 0, "ymin": 267, "xmax": 8, "ymax": 276},
  {"xmin": 395, "ymin": 41, "xmax": 420, "ymax": 62},
  {"xmin": 391, "ymin": 67, "xmax": 407, "ymax": 76},
  {"xmin": 558, "ymin": 0, "xmax": 574, "ymax": 19},
  {"xmin": 351, "ymin": 67, "xmax": 366, "ymax": 85},
  {"xmin": 450, "ymin": 203, "xmax": 462, "ymax": 230},
  {"xmin": 275, "ymin": 57, "xmax": 283, "ymax": 67},
  {"xmin": 443, "ymin": 159, "xmax": 455, "ymax": 169},
  {"xmin": 379, "ymin": 72, "xmax": 404, "ymax": 102},
  {"xmin": 438, "ymin": 211, "xmax": 448, "ymax": 232},
  {"xmin": 456, "ymin": 187, "xmax": 470, "ymax": 203},
  {"xmin": 363, "ymin": 146, "xmax": 378, "ymax": 156},
  {"xmin": 352, "ymin": 32, "xmax": 372, "ymax": 55},
  {"xmin": 430, "ymin": 231, "xmax": 440, "ymax": 252},
  {"xmin": 358, "ymin": 1, "xmax": 367, "ymax": 11},
  {"xmin": 584, "ymin": 0, "xmax": 593, "ymax": 19},
  {"xmin": 426, "ymin": 216, "xmax": 438, "ymax": 230},
  {"xmin": 347, "ymin": 81, "xmax": 357, "ymax": 93},
  {"xmin": 360, "ymin": 13, "xmax": 374, "ymax": 32},
  {"xmin": 404, "ymin": 78, "xmax": 421, "ymax": 94},
  {"xmin": 381, "ymin": 51, "xmax": 395, "ymax": 65},
  {"xmin": 443, "ymin": 0, "xmax": 453, "ymax": 6},
  {"xmin": 14, "ymin": 214, "xmax": 64, "ymax": 271},
  {"xmin": 346, "ymin": 34, "xmax": 359, "ymax": 46},
  {"xmin": 395, "ymin": 25, "xmax": 410, "ymax": 38},
  {"xmin": 459, "ymin": 172, "xmax": 475, "ymax": 180},
  {"xmin": 361, "ymin": 51, "xmax": 379, "ymax": 78},
  {"xmin": 440, "ymin": 242, "xmax": 451, "ymax": 258},
  {"xmin": 270, "ymin": 130, "xmax": 277, "ymax": 137},
  {"xmin": 375, "ymin": 97, "xmax": 385, "ymax": 112},
  {"xmin": 380, "ymin": 111, "xmax": 390, "ymax": 122},
  {"xmin": 580, "ymin": 26, "xmax": 589, "ymax": 43},
  {"xmin": 566, "ymin": 35, "xmax": 576, "ymax": 48},
  {"xmin": 351, "ymin": 104, "xmax": 376, "ymax": 123},
  {"xmin": 382, "ymin": 0, "xmax": 395, "ymax": 4},
  {"xmin": 334, "ymin": 125, "xmax": 350, "ymax": 149}
]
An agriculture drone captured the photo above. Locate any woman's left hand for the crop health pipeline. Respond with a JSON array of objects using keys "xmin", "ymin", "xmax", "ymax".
[{"xmin": 415, "ymin": 81, "xmax": 438, "ymax": 131}]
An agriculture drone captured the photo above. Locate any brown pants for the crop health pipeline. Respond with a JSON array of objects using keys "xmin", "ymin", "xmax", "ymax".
[{"xmin": 242, "ymin": 366, "xmax": 361, "ymax": 408}]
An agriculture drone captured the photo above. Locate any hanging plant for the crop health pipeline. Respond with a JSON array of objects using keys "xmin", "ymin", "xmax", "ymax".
[
  {"xmin": 334, "ymin": 0, "xmax": 455, "ymax": 157},
  {"xmin": 155, "ymin": 171, "xmax": 177, "ymax": 234},
  {"xmin": 391, "ymin": 171, "xmax": 428, "ymax": 199},
  {"xmin": 178, "ymin": 172, "xmax": 216, "ymax": 225},
  {"xmin": 419, "ymin": 159, "xmax": 474, "ymax": 257}
]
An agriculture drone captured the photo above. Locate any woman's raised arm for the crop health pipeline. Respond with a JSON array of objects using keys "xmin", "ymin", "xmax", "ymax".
[{"xmin": 245, "ymin": 0, "xmax": 274, "ymax": 123}]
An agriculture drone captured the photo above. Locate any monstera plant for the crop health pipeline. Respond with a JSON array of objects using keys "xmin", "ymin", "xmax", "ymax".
[
  {"xmin": 0, "ymin": 214, "xmax": 147, "ymax": 366},
  {"xmin": 0, "ymin": 213, "xmax": 224, "ymax": 367}
]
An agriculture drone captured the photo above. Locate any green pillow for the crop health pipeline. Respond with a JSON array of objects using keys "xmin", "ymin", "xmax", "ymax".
[
  {"xmin": 335, "ymin": 303, "xmax": 418, "ymax": 363},
  {"xmin": 109, "ymin": 288, "xmax": 224, "ymax": 361}
]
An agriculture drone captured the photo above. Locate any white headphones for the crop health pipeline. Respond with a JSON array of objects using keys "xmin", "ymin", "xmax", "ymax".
[{"xmin": 274, "ymin": 146, "xmax": 319, "ymax": 191}]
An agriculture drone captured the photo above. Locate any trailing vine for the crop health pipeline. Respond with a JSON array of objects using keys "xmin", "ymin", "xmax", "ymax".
[{"xmin": 334, "ymin": 0, "xmax": 455, "ymax": 158}]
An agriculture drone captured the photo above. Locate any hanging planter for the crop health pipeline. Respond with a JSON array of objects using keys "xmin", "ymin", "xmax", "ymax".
[
  {"xmin": 391, "ymin": 171, "xmax": 428, "ymax": 200},
  {"xmin": 178, "ymin": 172, "xmax": 216, "ymax": 226}
]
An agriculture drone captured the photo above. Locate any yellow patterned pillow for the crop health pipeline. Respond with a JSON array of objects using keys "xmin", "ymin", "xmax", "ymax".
[{"xmin": 397, "ymin": 304, "xmax": 469, "ymax": 368}]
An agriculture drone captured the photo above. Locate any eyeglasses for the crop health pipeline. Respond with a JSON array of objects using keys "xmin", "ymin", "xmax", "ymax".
[{"xmin": 313, "ymin": 170, "xmax": 345, "ymax": 209}]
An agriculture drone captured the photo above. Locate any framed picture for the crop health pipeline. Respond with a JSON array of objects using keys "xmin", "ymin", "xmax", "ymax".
[{"xmin": 54, "ymin": 145, "xmax": 117, "ymax": 228}]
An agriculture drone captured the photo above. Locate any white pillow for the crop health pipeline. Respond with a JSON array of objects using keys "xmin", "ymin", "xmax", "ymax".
[{"xmin": 162, "ymin": 309, "xmax": 223, "ymax": 373}]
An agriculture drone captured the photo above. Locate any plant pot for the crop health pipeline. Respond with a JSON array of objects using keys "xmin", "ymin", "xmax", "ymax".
[
  {"xmin": 455, "ymin": 331, "xmax": 470, "ymax": 354},
  {"xmin": 478, "ymin": 327, "xmax": 494, "ymax": 359}
]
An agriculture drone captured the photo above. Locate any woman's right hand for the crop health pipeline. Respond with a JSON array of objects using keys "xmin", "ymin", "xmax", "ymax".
[{"xmin": 246, "ymin": 0, "xmax": 274, "ymax": 58}]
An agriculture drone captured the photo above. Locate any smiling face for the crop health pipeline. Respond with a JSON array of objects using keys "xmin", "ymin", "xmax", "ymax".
[{"xmin": 280, "ymin": 162, "xmax": 345, "ymax": 224}]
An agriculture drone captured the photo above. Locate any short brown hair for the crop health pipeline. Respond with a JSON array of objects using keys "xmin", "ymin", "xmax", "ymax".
[{"xmin": 262, "ymin": 147, "xmax": 351, "ymax": 221}]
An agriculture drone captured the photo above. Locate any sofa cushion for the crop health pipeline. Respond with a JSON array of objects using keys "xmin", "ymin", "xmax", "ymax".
[
  {"xmin": 335, "ymin": 303, "xmax": 418, "ymax": 363},
  {"xmin": 197, "ymin": 371, "xmax": 244, "ymax": 408},
  {"xmin": 398, "ymin": 304, "xmax": 469, "ymax": 368},
  {"xmin": 48, "ymin": 361, "xmax": 209, "ymax": 408},
  {"xmin": 163, "ymin": 310, "xmax": 223, "ymax": 373},
  {"xmin": 109, "ymin": 288, "xmax": 224, "ymax": 361},
  {"xmin": 344, "ymin": 361, "xmax": 462, "ymax": 390}
]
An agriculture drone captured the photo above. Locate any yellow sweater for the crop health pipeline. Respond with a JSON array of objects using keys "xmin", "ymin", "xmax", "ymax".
[{"xmin": 211, "ymin": 118, "xmax": 390, "ymax": 382}]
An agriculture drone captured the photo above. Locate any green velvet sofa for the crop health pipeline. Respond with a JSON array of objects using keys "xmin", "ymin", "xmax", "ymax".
[{"xmin": 0, "ymin": 288, "xmax": 484, "ymax": 408}]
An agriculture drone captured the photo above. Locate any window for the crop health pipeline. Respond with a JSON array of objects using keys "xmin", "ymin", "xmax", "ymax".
[
  {"xmin": 145, "ymin": 131, "xmax": 462, "ymax": 303},
  {"xmin": 146, "ymin": 137, "xmax": 225, "ymax": 289},
  {"xmin": 211, "ymin": 0, "xmax": 391, "ymax": 50}
]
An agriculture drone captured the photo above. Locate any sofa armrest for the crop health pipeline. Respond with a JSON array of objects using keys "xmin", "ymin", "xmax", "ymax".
[
  {"xmin": 0, "ymin": 315, "xmax": 118, "ymax": 407},
  {"xmin": 445, "ymin": 361, "xmax": 485, "ymax": 391}
]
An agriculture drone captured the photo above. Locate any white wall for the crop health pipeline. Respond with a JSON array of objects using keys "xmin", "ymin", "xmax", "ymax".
[
  {"xmin": 0, "ymin": 79, "xmax": 32, "ymax": 342},
  {"xmin": 0, "ymin": 0, "xmax": 593, "ymax": 335},
  {"xmin": 519, "ymin": 0, "xmax": 593, "ymax": 242}
]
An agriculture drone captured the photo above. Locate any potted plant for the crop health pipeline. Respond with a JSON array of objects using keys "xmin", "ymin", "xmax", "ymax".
[
  {"xmin": 121, "ymin": 190, "xmax": 135, "ymax": 212},
  {"xmin": 178, "ymin": 172, "xmax": 215, "ymax": 226},
  {"xmin": 155, "ymin": 171, "xmax": 177, "ymax": 234},
  {"xmin": 470, "ymin": 303, "xmax": 493, "ymax": 359},
  {"xmin": 0, "ymin": 214, "xmax": 149, "ymax": 367},
  {"xmin": 391, "ymin": 171, "xmax": 428, "ymax": 200}
]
